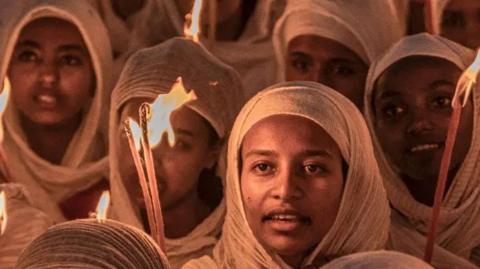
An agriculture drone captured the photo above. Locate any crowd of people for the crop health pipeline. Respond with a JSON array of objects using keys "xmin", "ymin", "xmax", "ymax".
[{"xmin": 0, "ymin": 0, "xmax": 479, "ymax": 268}]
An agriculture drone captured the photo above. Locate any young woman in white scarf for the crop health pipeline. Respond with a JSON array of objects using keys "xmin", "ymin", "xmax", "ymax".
[
  {"xmin": 183, "ymin": 81, "xmax": 390, "ymax": 269},
  {"xmin": 432, "ymin": 0, "xmax": 480, "ymax": 49},
  {"xmin": 273, "ymin": 0, "xmax": 404, "ymax": 110},
  {"xmin": 0, "ymin": 184, "xmax": 52, "ymax": 269},
  {"xmin": 0, "ymin": 0, "xmax": 113, "ymax": 223},
  {"xmin": 159, "ymin": 0, "xmax": 285, "ymax": 98},
  {"xmin": 364, "ymin": 33, "xmax": 480, "ymax": 268},
  {"xmin": 109, "ymin": 37, "xmax": 244, "ymax": 268}
]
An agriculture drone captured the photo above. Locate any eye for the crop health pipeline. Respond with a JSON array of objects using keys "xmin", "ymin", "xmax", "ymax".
[
  {"xmin": 17, "ymin": 50, "xmax": 39, "ymax": 63},
  {"xmin": 331, "ymin": 63, "xmax": 355, "ymax": 77},
  {"xmin": 172, "ymin": 140, "xmax": 191, "ymax": 151},
  {"xmin": 252, "ymin": 162, "xmax": 275, "ymax": 176},
  {"xmin": 432, "ymin": 96, "xmax": 452, "ymax": 108},
  {"xmin": 289, "ymin": 57, "xmax": 311, "ymax": 74},
  {"xmin": 303, "ymin": 164, "xmax": 327, "ymax": 176},
  {"xmin": 60, "ymin": 54, "xmax": 83, "ymax": 66},
  {"xmin": 382, "ymin": 104, "xmax": 405, "ymax": 118}
]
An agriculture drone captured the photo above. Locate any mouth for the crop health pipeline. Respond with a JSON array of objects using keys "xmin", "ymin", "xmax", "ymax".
[
  {"xmin": 262, "ymin": 209, "xmax": 311, "ymax": 232},
  {"xmin": 408, "ymin": 142, "xmax": 443, "ymax": 154},
  {"xmin": 34, "ymin": 93, "xmax": 58, "ymax": 108}
]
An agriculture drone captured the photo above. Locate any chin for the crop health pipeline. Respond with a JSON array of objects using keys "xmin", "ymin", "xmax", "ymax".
[{"xmin": 262, "ymin": 235, "xmax": 310, "ymax": 258}]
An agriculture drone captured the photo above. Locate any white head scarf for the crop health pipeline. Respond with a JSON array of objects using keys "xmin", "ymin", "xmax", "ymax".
[
  {"xmin": 184, "ymin": 81, "xmax": 390, "ymax": 268},
  {"xmin": 273, "ymin": 0, "xmax": 405, "ymax": 82},
  {"xmin": 0, "ymin": 0, "xmax": 113, "ymax": 223},
  {"xmin": 321, "ymin": 251, "xmax": 433, "ymax": 269},
  {"xmin": 109, "ymin": 37, "xmax": 245, "ymax": 268},
  {"xmin": 15, "ymin": 219, "xmax": 170, "ymax": 269},
  {"xmin": 0, "ymin": 184, "xmax": 53, "ymax": 269},
  {"xmin": 364, "ymin": 33, "xmax": 480, "ymax": 268}
]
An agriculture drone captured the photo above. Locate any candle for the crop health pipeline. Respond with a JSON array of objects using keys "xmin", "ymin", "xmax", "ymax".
[{"xmin": 184, "ymin": 0, "xmax": 204, "ymax": 43}]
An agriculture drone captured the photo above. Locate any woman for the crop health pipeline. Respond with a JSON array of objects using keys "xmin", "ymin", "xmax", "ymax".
[
  {"xmin": 15, "ymin": 219, "xmax": 170, "ymax": 269},
  {"xmin": 109, "ymin": 37, "xmax": 244, "ymax": 268},
  {"xmin": 364, "ymin": 33, "xmax": 480, "ymax": 268},
  {"xmin": 273, "ymin": 0, "xmax": 404, "ymax": 110},
  {"xmin": 433, "ymin": 0, "xmax": 480, "ymax": 49},
  {"xmin": 0, "ymin": 0, "xmax": 113, "ymax": 222},
  {"xmin": 184, "ymin": 81, "xmax": 390, "ymax": 268},
  {"xmin": 0, "ymin": 184, "xmax": 52, "ymax": 269}
]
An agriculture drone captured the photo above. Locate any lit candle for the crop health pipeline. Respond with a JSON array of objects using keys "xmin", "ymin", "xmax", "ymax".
[
  {"xmin": 424, "ymin": 49, "xmax": 480, "ymax": 263},
  {"xmin": 184, "ymin": 0, "xmax": 204, "ymax": 43}
]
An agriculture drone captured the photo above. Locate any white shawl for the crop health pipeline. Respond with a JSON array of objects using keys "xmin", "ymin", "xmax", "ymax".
[
  {"xmin": 184, "ymin": 81, "xmax": 390, "ymax": 268},
  {"xmin": 109, "ymin": 37, "xmax": 245, "ymax": 268},
  {"xmin": 0, "ymin": 0, "xmax": 113, "ymax": 223},
  {"xmin": 364, "ymin": 33, "xmax": 480, "ymax": 269},
  {"xmin": 273, "ymin": 0, "xmax": 405, "ymax": 82}
]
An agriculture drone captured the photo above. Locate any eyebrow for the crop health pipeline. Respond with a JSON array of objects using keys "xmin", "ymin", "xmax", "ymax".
[
  {"xmin": 430, "ymin": 80, "xmax": 455, "ymax": 90},
  {"xmin": 173, "ymin": 128, "xmax": 194, "ymax": 138},
  {"xmin": 243, "ymin": 149, "xmax": 333, "ymax": 159},
  {"xmin": 378, "ymin": 90, "xmax": 401, "ymax": 99},
  {"xmin": 16, "ymin": 40, "xmax": 87, "ymax": 54},
  {"xmin": 244, "ymin": 149, "xmax": 277, "ymax": 159}
]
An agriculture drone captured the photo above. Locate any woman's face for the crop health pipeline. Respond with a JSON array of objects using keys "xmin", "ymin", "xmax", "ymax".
[
  {"xmin": 441, "ymin": 0, "xmax": 480, "ymax": 49},
  {"xmin": 117, "ymin": 98, "xmax": 220, "ymax": 212},
  {"xmin": 241, "ymin": 115, "xmax": 344, "ymax": 268},
  {"xmin": 373, "ymin": 56, "xmax": 473, "ymax": 183},
  {"xmin": 8, "ymin": 18, "xmax": 94, "ymax": 127},
  {"xmin": 285, "ymin": 35, "xmax": 368, "ymax": 109}
]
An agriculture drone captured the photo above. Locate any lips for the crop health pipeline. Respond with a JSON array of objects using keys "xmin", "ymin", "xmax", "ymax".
[
  {"xmin": 263, "ymin": 209, "xmax": 310, "ymax": 232},
  {"xmin": 34, "ymin": 93, "xmax": 58, "ymax": 108}
]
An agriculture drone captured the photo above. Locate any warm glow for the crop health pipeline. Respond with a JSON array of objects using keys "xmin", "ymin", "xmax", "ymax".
[
  {"xmin": 453, "ymin": 49, "xmax": 480, "ymax": 107},
  {"xmin": 184, "ymin": 0, "xmax": 204, "ymax": 42},
  {"xmin": 95, "ymin": 191, "xmax": 110, "ymax": 222},
  {"xmin": 0, "ymin": 191, "xmax": 6, "ymax": 235},
  {"xmin": 148, "ymin": 77, "xmax": 196, "ymax": 147},
  {"xmin": 127, "ymin": 118, "xmax": 143, "ymax": 151},
  {"xmin": 0, "ymin": 77, "xmax": 11, "ymax": 142}
]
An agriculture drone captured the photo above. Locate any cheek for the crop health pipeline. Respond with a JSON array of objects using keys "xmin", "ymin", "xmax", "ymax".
[{"xmin": 60, "ymin": 67, "xmax": 94, "ymax": 99}]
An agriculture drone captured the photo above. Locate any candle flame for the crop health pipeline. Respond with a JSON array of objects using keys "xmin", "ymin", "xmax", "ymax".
[
  {"xmin": 184, "ymin": 0, "xmax": 204, "ymax": 42},
  {"xmin": 0, "ymin": 191, "xmax": 7, "ymax": 235},
  {"xmin": 452, "ymin": 49, "xmax": 480, "ymax": 107},
  {"xmin": 149, "ymin": 77, "xmax": 197, "ymax": 148},
  {"xmin": 95, "ymin": 191, "xmax": 110, "ymax": 222}
]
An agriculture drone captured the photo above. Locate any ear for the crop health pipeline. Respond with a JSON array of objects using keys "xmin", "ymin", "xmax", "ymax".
[{"xmin": 204, "ymin": 139, "xmax": 223, "ymax": 169}]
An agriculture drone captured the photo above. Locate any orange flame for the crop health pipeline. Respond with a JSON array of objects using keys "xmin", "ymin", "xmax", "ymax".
[
  {"xmin": 452, "ymin": 49, "xmax": 480, "ymax": 107},
  {"xmin": 0, "ymin": 191, "xmax": 6, "ymax": 235},
  {"xmin": 184, "ymin": 0, "xmax": 204, "ymax": 42},
  {"xmin": 148, "ymin": 77, "xmax": 197, "ymax": 147},
  {"xmin": 95, "ymin": 191, "xmax": 110, "ymax": 222}
]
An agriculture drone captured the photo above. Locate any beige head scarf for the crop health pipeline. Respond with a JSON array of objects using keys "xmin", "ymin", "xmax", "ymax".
[
  {"xmin": 0, "ymin": 0, "xmax": 113, "ymax": 223},
  {"xmin": 184, "ymin": 81, "xmax": 390, "ymax": 268},
  {"xmin": 109, "ymin": 37, "xmax": 245, "ymax": 268},
  {"xmin": 15, "ymin": 219, "xmax": 170, "ymax": 269},
  {"xmin": 321, "ymin": 251, "xmax": 433, "ymax": 269},
  {"xmin": 273, "ymin": 0, "xmax": 405, "ymax": 82},
  {"xmin": 0, "ymin": 184, "xmax": 52, "ymax": 269},
  {"xmin": 364, "ymin": 33, "xmax": 480, "ymax": 268},
  {"xmin": 160, "ymin": 0, "xmax": 285, "ymax": 99}
]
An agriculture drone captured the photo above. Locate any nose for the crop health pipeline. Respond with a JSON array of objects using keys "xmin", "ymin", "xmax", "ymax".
[
  {"xmin": 271, "ymin": 169, "xmax": 303, "ymax": 201},
  {"xmin": 406, "ymin": 110, "xmax": 434, "ymax": 136},
  {"xmin": 38, "ymin": 60, "xmax": 59, "ymax": 87},
  {"xmin": 314, "ymin": 68, "xmax": 332, "ymax": 86}
]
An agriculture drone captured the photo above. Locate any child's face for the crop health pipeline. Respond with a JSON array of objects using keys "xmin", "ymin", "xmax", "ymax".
[
  {"xmin": 117, "ymin": 98, "xmax": 220, "ymax": 212},
  {"xmin": 373, "ymin": 57, "xmax": 473, "ymax": 182},
  {"xmin": 8, "ymin": 18, "xmax": 94, "ymax": 127},
  {"xmin": 285, "ymin": 35, "xmax": 368, "ymax": 109},
  {"xmin": 441, "ymin": 0, "xmax": 480, "ymax": 49},
  {"xmin": 240, "ymin": 115, "xmax": 344, "ymax": 267}
]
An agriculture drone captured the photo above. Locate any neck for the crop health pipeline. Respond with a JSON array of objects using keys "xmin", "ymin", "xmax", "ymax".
[
  {"xmin": 162, "ymin": 187, "xmax": 211, "ymax": 239},
  {"xmin": 280, "ymin": 251, "xmax": 309, "ymax": 269},
  {"xmin": 111, "ymin": 0, "xmax": 146, "ymax": 20},
  {"xmin": 402, "ymin": 168, "xmax": 458, "ymax": 207},
  {"xmin": 20, "ymin": 114, "xmax": 82, "ymax": 164}
]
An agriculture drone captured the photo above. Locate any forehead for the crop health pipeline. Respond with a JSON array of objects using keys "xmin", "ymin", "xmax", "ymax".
[
  {"xmin": 287, "ymin": 34, "xmax": 364, "ymax": 62},
  {"xmin": 18, "ymin": 17, "xmax": 84, "ymax": 45},
  {"xmin": 375, "ymin": 56, "xmax": 461, "ymax": 98},
  {"xmin": 241, "ymin": 114, "xmax": 340, "ymax": 156}
]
